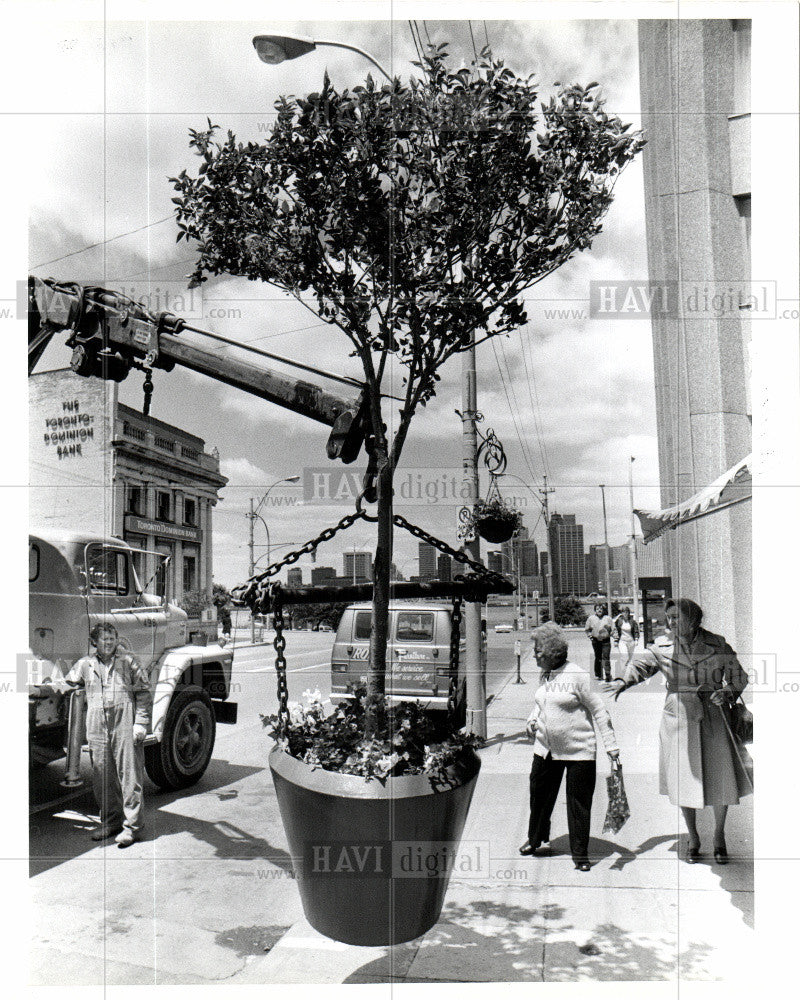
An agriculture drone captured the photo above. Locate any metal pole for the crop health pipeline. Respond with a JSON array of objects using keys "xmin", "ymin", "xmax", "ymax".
[
  {"xmin": 462, "ymin": 334, "xmax": 486, "ymax": 738},
  {"xmin": 540, "ymin": 476, "xmax": 556, "ymax": 621},
  {"xmin": 628, "ymin": 456, "xmax": 641, "ymax": 633},
  {"xmin": 600, "ymin": 484, "xmax": 612, "ymax": 619},
  {"xmin": 249, "ymin": 497, "xmax": 256, "ymax": 643},
  {"xmin": 61, "ymin": 688, "xmax": 86, "ymax": 788}
]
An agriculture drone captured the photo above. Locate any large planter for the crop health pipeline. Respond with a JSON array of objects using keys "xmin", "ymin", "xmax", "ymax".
[
  {"xmin": 476, "ymin": 515, "xmax": 517, "ymax": 543},
  {"xmin": 269, "ymin": 745, "xmax": 482, "ymax": 945}
]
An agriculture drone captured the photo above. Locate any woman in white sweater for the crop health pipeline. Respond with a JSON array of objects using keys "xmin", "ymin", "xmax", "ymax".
[{"xmin": 519, "ymin": 622, "xmax": 621, "ymax": 871}]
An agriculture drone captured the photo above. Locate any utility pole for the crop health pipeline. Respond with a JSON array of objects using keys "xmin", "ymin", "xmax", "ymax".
[
  {"xmin": 248, "ymin": 498, "xmax": 256, "ymax": 643},
  {"xmin": 628, "ymin": 456, "xmax": 641, "ymax": 631},
  {"xmin": 539, "ymin": 476, "xmax": 556, "ymax": 622},
  {"xmin": 461, "ymin": 334, "xmax": 486, "ymax": 738},
  {"xmin": 599, "ymin": 484, "xmax": 613, "ymax": 619}
]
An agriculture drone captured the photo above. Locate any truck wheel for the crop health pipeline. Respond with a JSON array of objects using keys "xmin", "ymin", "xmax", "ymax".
[{"xmin": 144, "ymin": 685, "xmax": 216, "ymax": 790}]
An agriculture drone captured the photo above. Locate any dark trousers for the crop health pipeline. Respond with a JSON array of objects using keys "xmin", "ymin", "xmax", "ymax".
[
  {"xmin": 591, "ymin": 637, "xmax": 612, "ymax": 680},
  {"xmin": 528, "ymin": 753, "xmax": 597, "ymax": 864}
]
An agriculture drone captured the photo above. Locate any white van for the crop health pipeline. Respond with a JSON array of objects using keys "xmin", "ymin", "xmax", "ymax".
[{"xmin": 331, "ymin": 601, "xmax": 467, "ymax": 724}]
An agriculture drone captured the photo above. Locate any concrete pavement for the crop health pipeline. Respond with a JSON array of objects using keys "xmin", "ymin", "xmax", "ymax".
[{"xmin": 29, "ymin": 630, "xmax": 754, "ymax": 985}]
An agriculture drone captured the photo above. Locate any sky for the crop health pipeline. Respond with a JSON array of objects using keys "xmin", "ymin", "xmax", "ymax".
[{"xmin": 24, "ymin": 11, "xmax": 663, "ymax": 588}]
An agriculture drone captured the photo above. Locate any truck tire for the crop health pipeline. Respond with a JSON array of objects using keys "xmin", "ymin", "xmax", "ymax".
[{"xmin": 145, "ymin": 685, "xmax": 216, "ymax": 790}]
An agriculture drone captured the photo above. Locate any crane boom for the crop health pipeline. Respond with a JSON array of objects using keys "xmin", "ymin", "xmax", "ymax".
[{"xmin": 28, "ymin": 276, "xmax": 368, "ymax": 463}]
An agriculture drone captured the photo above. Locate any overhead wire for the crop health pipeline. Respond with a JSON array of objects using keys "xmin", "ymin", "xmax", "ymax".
[
  {"xmin": 30, "ymin": 215, "xmax": 174, "ymax": 270},
  {"xmin": 495, "ymin": 335, "xmax": 541, "ymax": 486},
  {"xmin": 489, "ymin": 337, "xmax": 540, "ymax": 492},
  {"xmin": 518, "ymin": 324, "xmax": 550, "ymax": 480},
  {"xmin": 468, "ymin": 21, "xmax": 479, "ymax": 61}
]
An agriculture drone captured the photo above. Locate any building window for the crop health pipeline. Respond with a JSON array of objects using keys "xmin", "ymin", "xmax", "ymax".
[
  {"xmin": 126, "ymin": 484, "xmax": 143, "ymax": 515},
  {"xmin": 154, "ymin": 435, "xmax": 175, "ymax": 453},
  {"xmin": 157, "ymin": 491, "xmax": 172, "ymax": 522},
  {"xmin": 183, "ymin": 554, "xmax": 197, "ymax": 594},
  {"xmin": 184, "ymin": 497, "xmax": 197, "ymax": 526}
]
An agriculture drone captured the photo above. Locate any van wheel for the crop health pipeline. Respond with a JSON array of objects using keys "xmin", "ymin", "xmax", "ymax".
[{"xmin": 144, "ymin": 686, "xmax": 216, "ymax": 790}]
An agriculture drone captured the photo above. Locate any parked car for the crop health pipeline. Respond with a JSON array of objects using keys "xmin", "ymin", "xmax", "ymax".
[
  {"xmin": 494, "ymin": 623, "xmax": 513, "ymax": 633},
  {"xmin": 331, "ymin": 602, "xmax": 468, "ymax": 724}
]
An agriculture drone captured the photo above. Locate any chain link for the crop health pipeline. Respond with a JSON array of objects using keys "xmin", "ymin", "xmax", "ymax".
[
  {"xmin": 447, "ymin": 597, "xmax": 463, "ymax": 726},
  {"xmin": 233, "ymin": 506, "xmax": 512, "ymax": 614},
  {"xmin": 272, "ymin": 585, "xmax": 290, "ymax": 731},
  {"xmin": 232, "ymin": 509, "xmax": 369, "ymax": 608},
  {"xmin": 392, "ymin": 513, "xmax": 509, "ymax": 589}
]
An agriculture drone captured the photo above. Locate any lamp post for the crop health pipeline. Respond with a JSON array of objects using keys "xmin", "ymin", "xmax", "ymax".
[
  {"xmin": 253, "ymin": 34, "xmax": 393, "ymax": 82},
  {"xmin": 628, "ymin": 456, "xmax": 641, "ymax": 633},
  {"xmin": 599, "ymin": 484, "xmax": 613, "ymax": 619},
  {"xmin": 247, "ymin": 476, "xmax": 300, "ymax": 639}
]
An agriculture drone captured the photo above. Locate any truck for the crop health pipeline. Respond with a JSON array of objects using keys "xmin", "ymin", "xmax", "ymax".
[
  {"xmin": 27, "ymin": 275, "xmax": 371, "ymax": 799},
  {"xmin": 29, "ymin": 530, "xmax": 237, "ymax": 789}
]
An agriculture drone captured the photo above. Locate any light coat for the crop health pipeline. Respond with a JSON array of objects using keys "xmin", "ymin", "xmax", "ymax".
[{"xmin": 625, "ymin": 628, "xmax": 752, "ymax": 808}]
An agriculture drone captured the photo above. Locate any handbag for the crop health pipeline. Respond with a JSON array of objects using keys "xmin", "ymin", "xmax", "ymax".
[
  {"xmin": 730, "ymin": 694, "xmax": 753, "ymax": 745},
  {"xmin": 602, "ymin": 760, "xmax": 630, "ymax": 834}
]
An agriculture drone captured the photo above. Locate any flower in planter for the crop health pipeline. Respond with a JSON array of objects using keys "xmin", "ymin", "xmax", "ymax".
[{"xmin": 261, "ymin": 689, "xmax": 481, "ymax": 781}]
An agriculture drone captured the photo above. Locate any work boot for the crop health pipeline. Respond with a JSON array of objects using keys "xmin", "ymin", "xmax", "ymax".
[
  {"xmin": 115, "ymin": 829, "xmax": 140, "ymax": 848},
  {"xmin": 91, "ymin": 825, "xmax": 121, "ymax": 842}
]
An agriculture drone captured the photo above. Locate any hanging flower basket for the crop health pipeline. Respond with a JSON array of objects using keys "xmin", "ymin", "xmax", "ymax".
[{"xmin": 472, "ymin": 498, "xmax": 524, "ymax": 544}]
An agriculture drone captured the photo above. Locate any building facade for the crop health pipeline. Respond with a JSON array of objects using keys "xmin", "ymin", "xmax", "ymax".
[
  {"xmin": 343, "ymin": 551, "xmax": 372, "ymax": 584},
  {"xmin": 30, "ymin": 368, "xmax": 226, "ymax": 605},
  {"xmin": 639, "ymin": 19, "xmax": 752, "ymax": 650},
  {"xmin": 418, "ymin": 542, "xmax": 437, "ymax": 581},
  {"xmin": 548, "ymin": 513, "xmax": 587, "ymax": 596}
]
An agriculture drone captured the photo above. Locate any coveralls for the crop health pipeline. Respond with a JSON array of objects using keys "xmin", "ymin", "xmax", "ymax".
[{"xmin": 60, "ymin": 651, "xmax": 152, "ymax": 834}]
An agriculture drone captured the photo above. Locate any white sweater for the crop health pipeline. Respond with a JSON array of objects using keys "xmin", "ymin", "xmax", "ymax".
[{"xmin": 527, "ymin": 660, "xmax": 619, "ymax": 761}]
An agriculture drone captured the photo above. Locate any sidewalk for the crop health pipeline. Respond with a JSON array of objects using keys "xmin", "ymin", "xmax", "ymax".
[
  {"xmin": 29, "ymin": 630, "xmax": 754, "ymax": 985},
  {"xmin": 230, "ymin": 630, "xmax": 754, "ymax": 984}
]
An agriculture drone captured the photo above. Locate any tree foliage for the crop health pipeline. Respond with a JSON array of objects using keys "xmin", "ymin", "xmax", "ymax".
[
  {"xmin": 171, "ymin": 44, "xmax": 643, "ymax": 735},
  {"xmin": 172, "ymin": 45, "xmax": 643, "ymax": 423}
]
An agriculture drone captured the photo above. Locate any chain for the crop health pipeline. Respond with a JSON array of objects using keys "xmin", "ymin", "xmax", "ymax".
[
  {"xmin": 272, "ymin": 585, "xmax": 290, "ymax": 731},
  {"xmin": 447, "ymin": 597, "xmax": 463, "ymax": 726},
  {"xmin": 232, "ymin": 509, "xmax": 370, "ymax": 608},
  {"xmin": 392, "ymin": 513, "xmax": 509, "ymax": 589},
  {"xmin": 233, "ymin": 506, "xmax": 511, "ymax": 613}
]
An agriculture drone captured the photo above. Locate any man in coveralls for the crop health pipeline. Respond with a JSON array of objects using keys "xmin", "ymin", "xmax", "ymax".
[{"xmin": 53, "ymin": 623, "xmax": 151, "ymax": 847}]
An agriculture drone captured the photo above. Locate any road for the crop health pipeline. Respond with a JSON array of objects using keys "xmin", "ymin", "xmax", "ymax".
[{"xmin": 29, "ymin": 626, "xmax": 525, "ymax": 865}]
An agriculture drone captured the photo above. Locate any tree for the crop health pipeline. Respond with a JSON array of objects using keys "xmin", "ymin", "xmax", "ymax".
[
  {"xmin": 540, "ymin": 595, "xmax": 587, "ymax": 627},
  {"xmin": 172, "ymin": 45, "xmax": 643, "ymax": 736}
]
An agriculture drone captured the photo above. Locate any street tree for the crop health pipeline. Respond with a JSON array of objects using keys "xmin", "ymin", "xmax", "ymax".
[{"xmin": 171, "ymin": 45, "xmax": 644, "ymax": 736}]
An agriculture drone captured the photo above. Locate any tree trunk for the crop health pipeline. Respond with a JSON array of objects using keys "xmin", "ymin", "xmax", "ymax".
[{"xmin": 365, "ymin": 452, "xmax": 393, "ymax": 738}]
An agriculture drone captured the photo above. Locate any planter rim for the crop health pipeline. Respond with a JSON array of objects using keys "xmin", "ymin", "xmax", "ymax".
[{"xmin": 268, "ymin": 744, "xmax": 480, "ymax": 800}]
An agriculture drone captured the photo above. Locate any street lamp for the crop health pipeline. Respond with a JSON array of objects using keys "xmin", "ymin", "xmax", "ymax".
[
  {"xmin": 247, "ymin": 475, "xmax": 300, "ymax": 640},
  {"xmin": 253, "ymin": 34, "xmax": 393, "ymax": 82}
]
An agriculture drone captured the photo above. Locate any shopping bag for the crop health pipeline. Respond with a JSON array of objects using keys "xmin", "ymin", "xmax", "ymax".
[{"xmin": 602, "ymin": 761, "xmax": 630, "ymax": 834}]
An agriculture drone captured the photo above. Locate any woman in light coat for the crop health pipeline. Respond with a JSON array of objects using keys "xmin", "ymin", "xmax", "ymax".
[
  {"xmin": 607, "ymin": 598, "xmax": 751, "ymax": 864},
  {"xmin": 520, "ymin": 622, "xmax": 620, "ymax": 871}
]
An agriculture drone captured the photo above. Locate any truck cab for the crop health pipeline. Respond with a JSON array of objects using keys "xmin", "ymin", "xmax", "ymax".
[{"xmin": 29, "ymin": 530, "xmax": 237, "ymax": 790}]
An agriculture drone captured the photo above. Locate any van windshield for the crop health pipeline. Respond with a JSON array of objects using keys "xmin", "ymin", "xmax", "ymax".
[{"xmin": 396, "ymin": 612, "xmax": 435, "ymax": 642}]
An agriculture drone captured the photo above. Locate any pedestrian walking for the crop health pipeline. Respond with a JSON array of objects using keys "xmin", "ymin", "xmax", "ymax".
[
  {"xmin": 219, "ymin": 604, "xmax": 232, "ymax": 639},
  {"xmin": 613, "ymin": 606, "xmax": 639, "ymax": 671},
  {"xmin": 50, "ymin": 623, "xmax": 151, "ymax": 847},
  {"xmin": 606, "ymin": 598, "xmax": 751, "ymax": 864},
  {"xmin": 519, "ymin": 622, "xmax": 620, "ymax": 871},
  {"xmin": 585, "ymin": 603, "xmax": 614, "ymax": 681}
]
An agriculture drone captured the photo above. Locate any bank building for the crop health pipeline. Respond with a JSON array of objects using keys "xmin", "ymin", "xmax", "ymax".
[{"xmin": 29, "ymin": 367, "xmax": 227, "ymax": 605}]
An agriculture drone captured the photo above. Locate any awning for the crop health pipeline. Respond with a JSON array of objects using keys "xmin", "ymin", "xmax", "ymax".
[{"xmin": 635, "ymin": 454, "xmax": 752, "ymax": 543}]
